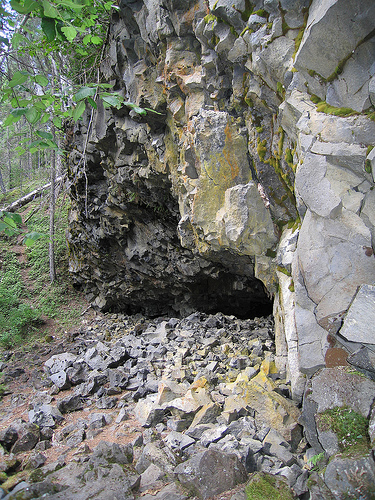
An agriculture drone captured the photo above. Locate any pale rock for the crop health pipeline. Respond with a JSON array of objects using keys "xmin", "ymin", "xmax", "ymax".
[
  {"xmin": 326, "ymin": 37, "xmax": 375, "ymax": 112},
  {"xmin": 294, "ymin": 0, "xmax": 375, "ymax": 80},
  {"xmin": 295, "ymin": 153, "xmax": 342, "ymax": 218},
  {"xmin": 339, "ymin": 285, "xmax": 375, "ymax": 345}
]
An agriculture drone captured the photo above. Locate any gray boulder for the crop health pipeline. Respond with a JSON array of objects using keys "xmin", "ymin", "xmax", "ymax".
[{"xmin": 174, "ymin": 449, "xmax": 247, "ymax": 499}]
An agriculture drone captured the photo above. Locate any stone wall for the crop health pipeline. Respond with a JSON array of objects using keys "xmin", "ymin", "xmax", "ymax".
[{"xmin": 67, "ymin": 0, "xmax": 375, "ymax": 398}]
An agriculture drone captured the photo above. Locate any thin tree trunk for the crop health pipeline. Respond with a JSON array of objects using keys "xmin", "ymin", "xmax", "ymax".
[
  {"xmin": 0, "ymin": 168, "xmax": 6, "ymax": 194},
  {"xmin": 49, "ymin": 144, "xmax": 56, "ymax": 282},
  {"xmin": 7, "ymin": 127, "xmax": 13, "ymax": 189}
]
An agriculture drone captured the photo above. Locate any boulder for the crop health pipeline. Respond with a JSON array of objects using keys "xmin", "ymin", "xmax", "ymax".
[{"xmin": 174, "ymin": 449, "xmax": 248, "ymax": 499}]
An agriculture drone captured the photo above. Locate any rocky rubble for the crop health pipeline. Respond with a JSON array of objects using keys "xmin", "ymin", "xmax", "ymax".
[{"xmin": 0, "ymin": 312, "xmax": 374, "ymax": 498}]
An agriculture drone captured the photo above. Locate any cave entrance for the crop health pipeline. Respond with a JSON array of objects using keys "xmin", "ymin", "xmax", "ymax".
[{"xmin": 190, "ymin": 274, "xmax": 273, "ymax": 320}]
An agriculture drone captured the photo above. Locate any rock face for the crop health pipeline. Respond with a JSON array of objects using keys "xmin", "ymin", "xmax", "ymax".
[{"xmin": 67, "ymin": 0, "xmax": 375, "ymax": 395}]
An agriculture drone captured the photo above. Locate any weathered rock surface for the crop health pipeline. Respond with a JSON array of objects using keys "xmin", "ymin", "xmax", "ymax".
[
  {"xmin": 64, "ymin": 0, "xmax": 375, "ymax": 406},
  {"xmin": 1, "ymin": 312, "xmax": 375, "ymax": 498}
]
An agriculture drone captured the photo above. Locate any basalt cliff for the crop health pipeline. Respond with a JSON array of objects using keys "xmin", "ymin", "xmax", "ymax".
[{"xmin": 66, "ymin": 0, "xmax": 375, "ymax": 400}]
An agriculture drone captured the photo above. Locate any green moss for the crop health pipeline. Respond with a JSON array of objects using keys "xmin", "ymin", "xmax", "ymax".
[
  {"xmin": 316, "ymin": 406, "xmax": 370, "ymax": 453},
  {"xmin": 245, "ymin": 473, "xmax": 294, "ymax": 500},
  {"xmin": 253, "ymin": 8, "xmax": 269, "ymax": 18},
  {"xmin": 276, "ymin": 82, "xmax": 285, "ymax": 100},
  {"xmin": 277, "ymin": 127, "xmax": 285, "ymax": 157},
  {"xmin": 292, "ymin": 12, "xmax": 308, "ymax": 59},
  {"xmin": 265, "ymin": 248, "xmax": 276, "ymax": 258},
  {"xmin": 367, "ymin": 145, "xmax": 374, "ymax": 155},
  {"xmin": 310, "ymin": 95, "xmax": 358, "ymax": 117},
  {"xmin": 257, "ymin": 138, "xmax": 267, "ymax": 161},
  {"xmin": 255, "ymin": 126, "xmax": 263, "ymax": 133},
  {"xmin": 277, "ymin": 265, "xmax": 291, "ymax": 277},
  {"xmin": 204, "ymin": 14, "xmax": 217, "ymax": 23},
  {"xmin": 240, "ymin": 0, "xmax": 253, "ymax": 21},
  {"xmin": 288, "ymin": 281, "xmax": 294, "ymax": 292},
  {"xmin": 365, "ymin": 160, "xmax": 372, "ymax": 174}
]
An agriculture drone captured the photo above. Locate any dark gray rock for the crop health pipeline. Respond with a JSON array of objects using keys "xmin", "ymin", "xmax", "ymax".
[
  {"xmin": 11, "ymin": 423, "xmax": 40, "ymax": 454},
  {"xmin": 89, "ymin": 441, "xmax": 134, "ymax": 467},
  {"xmin": 29, "ymin": 404, "xmax": 64, "ymax": 427},
  {"xmin": 0, "ymin": 427, "xmax": 18, "ymax": 451},
  {"xmin": 57, "ymin": 394, "xmax": 83, "ymax": 414},
  {"xmin": 324, "ymin": 454, "xmax": 375, "ymax": 499},
  {"xmin": 174, "ymin": 449, "xmax": 248, "ymax": 499}
]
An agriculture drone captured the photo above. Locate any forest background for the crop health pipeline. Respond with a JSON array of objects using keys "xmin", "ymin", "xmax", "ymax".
[{"xmin": 0, "ymin": 0, "xmax": 129, "ymax": 348}]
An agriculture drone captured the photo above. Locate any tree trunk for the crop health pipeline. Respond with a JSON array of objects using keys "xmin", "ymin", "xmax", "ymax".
[
  {"xmin": 0, "ymin": 168, "xmax": 6, "ymax": 194},
  {"xmin": 7, "ymin": 127, "xmax": 13, "ymax": 189},
  {"xmin": 49, "ymin": 146, "xmax": 56, "ymax": 283},
  {"xmin": 0, "ymin": 176, "xmax": 64, "ymax": 212}
]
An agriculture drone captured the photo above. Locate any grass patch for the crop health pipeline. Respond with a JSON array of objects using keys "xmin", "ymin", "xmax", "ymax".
[
  {"xmin": 0, "ymin": 185, "xmax": 88, "ymax": 349},
  {"xmin": 316, "ymin": 406, "xmax": 370, "ymax": 454},
  {"xmin": 0, "ymin": 251, "xmax": 41, "ymax": 348},
  {"xmin": 245, "ymin": 473, "xmax": 294, "ymax": 500}
]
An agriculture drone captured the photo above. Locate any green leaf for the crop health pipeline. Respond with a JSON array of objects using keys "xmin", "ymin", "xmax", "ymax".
[
  {"xmin": 74, "ymin": 86, "xmax": 96, "ymax": 102},
  {"xmin": 124, "ymin": 102, "xmax": 147, "ymax": 115},
  {"xmin": 102, "ymin": 95, "xmax": 123, "ymax": 108},
  {"xmin": 73, "ymin": 101, "xmax": 86, "ymax": 121},
  {"xmin": 36, "ymin": 130, "xmax": 53, "ymax": 140},
  {"xmin": 3, "ymin": 114, "xmax": 19, "ymax": 126},
  {"xmin": 144, "ymin": 107, "xmax": 164, "ymax": 116},
  {"xmin": 35, "ymin": 74, "xmax": 49, "ymax": 87},
  {"xmin": 24, "ymin": 232, "xmax": 44, "ymax": 247},
  {"xmin": 56, "ymin": 0, "xmax": 85, "ymax": 11},
  {"xmin": 61, "ymin": 26, "xmax": 77, "ymax": 42},
  {"xmin": 11, "ymin": 108, "xmax": 28, "ymax": 117},
  {"xmin": 0, "ymin": 36, "xmax": 9, "ymax": 45},
  {"xmin": 90, "ymin": 35, "xmax": 102, "ymax": 45},
  {"xmin": 82, "ymin": 34, "xmax": 91, "ymax": 45},
  {"xmin": 11, "ymin": 33, "xmax": 27, "ymax": 48},
  {"xmin": 42, "ymin": 0, "xmax": 60, "ymax": 18},
  {"xmin": 53, "ymin": 117, "xmax": 62, "ymax": 128},
  {"xmin": 25, "ymin": 107, "xmax": 41, "ymax": 125},
  {"xmin": 9, "ymin": 71, "xmax": 29, "ymax": 88},
  {"xmin": 41, "ymin": 113, "xmax": 50, "ymax": 124},
  {"xmin": 11, "ymin": 213, "xmax": 22, "ymax": 225},
  {"xmin": 87, "ymin": 96, "xmax": 97, "ymax": 109},
  {"xmin": 10, "ymin": 0, "xmax": 38, "ymax": 14},
  {"xmin": 41, "ymin": 17, "xmax": 56, "ymax": 42},
  {"xmin": 75, "ymin": 48, "xmax": 88, "ymax": 56}
]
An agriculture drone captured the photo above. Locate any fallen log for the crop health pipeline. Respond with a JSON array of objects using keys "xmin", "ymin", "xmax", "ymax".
[{"xmin": 0, "ymin": 176, "xmax": 65, "ymax": 213}]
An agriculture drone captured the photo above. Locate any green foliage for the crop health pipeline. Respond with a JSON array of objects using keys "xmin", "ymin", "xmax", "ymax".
[
  {"xmin": 317, "ymin": 406, "xmax": 370, "ymax": 453},
  {"xmin": 245, "ymin": 473, "xmax": 294, "ymax": 500},
  {"xmin": 307, "ymin": 452, "xmax": 325, "ymax": 470},
  {"xmin": 0, "ymin": 251, "xmax": 41, "ymax": 347},
  {"xmin": 309, "ymin": 95, "xmax": 358, "ymax": 117}
]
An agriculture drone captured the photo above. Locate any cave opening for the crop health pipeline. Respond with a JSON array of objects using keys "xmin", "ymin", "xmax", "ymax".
[{"xmin": 190, "ymin": 274, "xmax": 274, "ymax": 320}]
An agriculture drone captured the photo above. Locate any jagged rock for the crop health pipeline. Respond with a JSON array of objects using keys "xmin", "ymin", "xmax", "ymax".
[
  {"xmin": 0, "ymin": 428, "xmax": 18, "ymax": 452},
  {"xmin": 28, "ymin": 404, "xmax": 64, "ymax": 428},
  {"xmin": 135, "ymin": 442, "xmax": 177, "ymax": 475},
  {"xmin": 163, "ymin": 431, "xmax": 195, "ymax": 451},
  {"xmin": 44, "ymin": 353, "xmax": 77, "ymax": 375},
  {"xmin": 88, "ymin": 441, "xmax": 134, "ymax": 467},
  {"xmin": 23, "ymin": 452, "xmax": 47, "ymax": 470},
  {"xmin": 324, "ymin": 454, "xmax": 375, "ymax": 499},
  {"xmin": 174, "ymin": 449, "xmax": 248, "ymax": 500},
  {"xmin": 57, "ymin": 394, "xmax": 83, "ymax": 414},
  {"xmin": 339, "ymin": 284, "xmax": 375, "ymax": 344},
  {"xmin": 11, "ymin": 424, "xmax": 40, "ymax": 454}
]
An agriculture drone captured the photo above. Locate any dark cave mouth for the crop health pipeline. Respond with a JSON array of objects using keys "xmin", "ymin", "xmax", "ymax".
[
  {"xmin": 100, "ymin": 274, "xmax": 274, "ymax": 321},
  {"xmin": 189, "ymin": 275, "xmax": 274, "ymax": 320}
]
